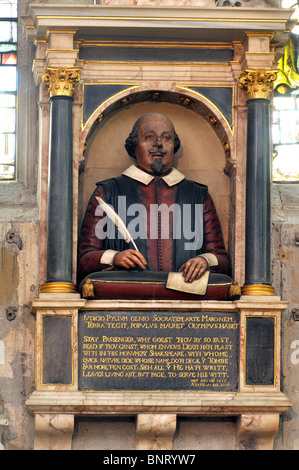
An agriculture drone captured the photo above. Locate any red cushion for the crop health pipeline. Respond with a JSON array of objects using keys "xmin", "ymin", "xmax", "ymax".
[{"xmin": 79, "ymin": 271, "xmax": 240, "ymax": 301}]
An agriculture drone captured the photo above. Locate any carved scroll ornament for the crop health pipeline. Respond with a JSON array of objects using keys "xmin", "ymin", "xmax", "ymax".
[
  {"xmin": 42, "ymin": 66, "xmax": 81, "ymax": 97},
  {"xmin": 239, "ymin": 69, "xmax": 277, "ymax": 100}
]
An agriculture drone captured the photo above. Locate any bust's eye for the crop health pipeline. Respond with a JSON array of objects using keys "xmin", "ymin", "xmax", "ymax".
[{"xmin": 145, "ymin": 134, "xmax": 154, "ymax": 140}]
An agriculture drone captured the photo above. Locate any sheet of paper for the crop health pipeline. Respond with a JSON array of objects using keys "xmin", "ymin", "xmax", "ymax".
[{"xmin": 166, "ymin": 271, "xmax": 209, "ymax": 295}]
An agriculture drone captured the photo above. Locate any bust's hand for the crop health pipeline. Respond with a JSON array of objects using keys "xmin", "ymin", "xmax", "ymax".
[
  {"xmin": 113, "ymin": 250, "xmax": 147, "ymax": 270},
  {"xmin": 178, "ymin": 256, "xmax": 208, "ymax": 283}
]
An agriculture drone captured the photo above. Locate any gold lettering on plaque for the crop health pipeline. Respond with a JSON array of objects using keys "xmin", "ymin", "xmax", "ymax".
[{"xmin": 80, "ymin": 312, "xmax": 238, "ymax": 390}]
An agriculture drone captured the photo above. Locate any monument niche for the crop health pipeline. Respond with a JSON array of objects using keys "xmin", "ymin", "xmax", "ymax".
[{"xmin": 77, "ymin": 112, "xmax": 240, "ymax": 392}]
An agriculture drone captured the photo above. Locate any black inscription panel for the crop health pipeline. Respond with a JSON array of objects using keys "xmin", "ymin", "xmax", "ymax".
[
  {"xmin": 42, "ymin": 316, "xmax": 72, "ymax": 384},
  {"xmin": 78, "ymin": 311, "xmax": 239, "ymax": 392},
  {"xmin": 246, "ymin": 316, "xmax": 275, "ymax": 385}
]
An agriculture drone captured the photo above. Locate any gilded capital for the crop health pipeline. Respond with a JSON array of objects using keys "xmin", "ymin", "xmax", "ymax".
[
  {"xmin": 239, "ymin": 69, "xmax": 277, "ymax": 100},
  {"xmin": 42, "ymin": 66, "xmax": 81, "ymax": 97}
]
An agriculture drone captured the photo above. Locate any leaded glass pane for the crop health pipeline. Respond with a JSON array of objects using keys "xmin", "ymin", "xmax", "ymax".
[
  {"xmin": 0, "ymin": 21, "xmax": 17, "ymax": 42},
  {"xmin": 279, "ymin": 110, "xmax": 299, "ymax": 143},
  {"xmin": 0, "ymin": 0, "xmax": 17, "ymax": 181},
  {"xmin": 0, "ymin": 66, "xmax": 16, "ymax": 91},
  {"xmin": 0, "ymin": 93, "xmax": 15, "ymax": 107},
  {"xmin": 1, "ymin": 52, "xmax": 17, "ymax": 64},
  {"xmin": 0, "ymin": 0, "xmax": 18, "ymax": 18},
  {"xmin": 273, "ymin": 144, "xmax": 299, "ymax": 181},
  {"xmin": 0, "ymin": 44, "xmax": 17, "ymax": 52},
  {"xmin": 272, "ymin": 92, "xmax": 299, "ymax": 182},
  {"xmin": 0, "ymin": 107, "xmax": 15, "ymax": 132},
  {"xmin": 0, "ymin": 133, "xmax": 15, "ymax": 163},
  {"xmin": 0, "ymin": 163, "xmax": 14, "ymax": 179},
  {"xmin": 272, "ymin": 124, "xmax": 280, "ymax": 144},
  {"xmin": 274, "ymin": 97, "xmax": 296, "ymax": 110}
]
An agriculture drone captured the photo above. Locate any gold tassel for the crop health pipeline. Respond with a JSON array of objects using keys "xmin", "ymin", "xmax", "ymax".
[
  {"xmin": 228, "ymin": 281, "xmax": 241, "ymax": 300},
  {"xmin": 82, "ymin": 279, "xmax": 95, "ymax": 299}
]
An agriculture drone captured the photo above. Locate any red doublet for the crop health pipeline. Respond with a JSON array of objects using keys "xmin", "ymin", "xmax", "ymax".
[{"xmin": 77, "ymin": 168, "xmax": 230, "ymax": 282}]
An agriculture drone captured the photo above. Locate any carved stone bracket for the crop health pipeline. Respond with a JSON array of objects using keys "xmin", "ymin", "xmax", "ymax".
[
  {"xmin": 34, "ymin": 413, "xmax": 74, "ymax": 450},
  {"xmin": 135, "ymin": 414, "xmax": 177, "ymax": 450},
  {"xmin": 236, "ymin": 414, "xmax": 280, "ymax": 450},
  {"xmin": 239, "ymin": 69, "xmax": 277, "ymax": 100},
  {"xmin": 42, "ymin": 67, "xmax": 81, "ymax": 98}
]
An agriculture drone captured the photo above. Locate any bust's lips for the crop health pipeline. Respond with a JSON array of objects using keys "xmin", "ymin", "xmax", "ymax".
[{"xmin": 150, "ymin": 153, "xmax": 165, "ymax": 158}]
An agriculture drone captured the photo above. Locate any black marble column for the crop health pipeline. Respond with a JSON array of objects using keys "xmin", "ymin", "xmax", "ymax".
[
  {"xmin": 240, "ymin": 69, "xmax": 276, "ymax": 296},
  {"xmin": 46, "ymin": 95, "xmax": 74, "ymax": 287},
  {"xmin": 40, "ymin": 67, "xmax": 80, "ymax": 294},
  {"xmin": 244, "ymin": 98, "xmax": 272, "ymax": 289}
]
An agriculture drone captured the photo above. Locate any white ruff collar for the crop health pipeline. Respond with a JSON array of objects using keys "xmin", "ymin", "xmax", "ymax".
[{"xmin": 122, "ymin": 165, "xmax": 185, "ymax": 187}]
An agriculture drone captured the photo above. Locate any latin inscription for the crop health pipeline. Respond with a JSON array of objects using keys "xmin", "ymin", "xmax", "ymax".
[{"xmin": 78, "ymin": 311, "xmax": 239, "ymax": 391}]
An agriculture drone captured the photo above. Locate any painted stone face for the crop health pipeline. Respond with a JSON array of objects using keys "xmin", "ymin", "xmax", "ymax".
[{"xmin": 134, "ymin": 113, "xmax": 175, "ymax": 176}]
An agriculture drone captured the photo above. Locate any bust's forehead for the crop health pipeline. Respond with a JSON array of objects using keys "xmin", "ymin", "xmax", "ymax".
[{"xmin": 137, "ymin": 113, "xmax": 174, "ymax": 134}]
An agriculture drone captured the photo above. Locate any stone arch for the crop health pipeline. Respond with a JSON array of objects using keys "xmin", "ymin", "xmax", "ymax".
[{"xmin": 79, "ymin": 87, "xmax": 234, "ymax": 170}]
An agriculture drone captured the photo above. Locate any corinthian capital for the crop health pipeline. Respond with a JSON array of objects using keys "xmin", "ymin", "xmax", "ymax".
[
  {"xmin": 239, "ymin": 69, "xmax": 277, "ymax": 100},
  {"xmin": 42, "ymin": 66, "xmax": 81, "ymax": 97}
]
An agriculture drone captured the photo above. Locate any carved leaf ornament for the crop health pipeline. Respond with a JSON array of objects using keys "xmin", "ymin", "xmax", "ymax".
[
  {"xmin": 239, "ymin": 69, "xmax": 277, "ymax": 100},
  {"xmin": 42, "ymin": 67, "xmax": 81, "ymax": 97}
]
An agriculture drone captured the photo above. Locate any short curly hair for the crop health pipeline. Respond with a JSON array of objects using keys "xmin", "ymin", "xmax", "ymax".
[{"xmin": 125, "ymin": 113, "xmax": 181, "ymax": 160}]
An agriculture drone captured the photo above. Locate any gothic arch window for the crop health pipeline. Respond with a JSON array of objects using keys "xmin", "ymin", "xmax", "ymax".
[{"xmin": 0, "ymin": 0, "xmax": 17, "ymax": 180}]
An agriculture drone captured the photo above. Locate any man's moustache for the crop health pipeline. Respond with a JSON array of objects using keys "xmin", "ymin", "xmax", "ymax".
[{"xmin": 149, "ymin": 149, "xmax": 167, "ymax": 155}]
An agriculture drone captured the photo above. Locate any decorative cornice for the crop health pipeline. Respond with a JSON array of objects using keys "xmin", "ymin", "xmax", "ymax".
[
  {"xmin": 42, "ymin": 66, "xmax": 81, "ymax": 97},
  {"xmin": 239, "ymin": 68, "xmax": 277, "ymax": 100},
  {"xmin": 20, "ymin": 5, "xmax": 296, "ymax": 48}
]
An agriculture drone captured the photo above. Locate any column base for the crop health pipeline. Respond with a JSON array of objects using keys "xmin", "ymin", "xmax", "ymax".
[
  {"xmin": 241, "ymin": 284, "xmax": 275, "ymax": 296},
  {"xmin": 40, "ymin": 282, "xmax": 77, "ymax": 294}
]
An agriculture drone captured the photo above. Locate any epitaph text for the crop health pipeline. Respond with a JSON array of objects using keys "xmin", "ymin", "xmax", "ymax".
[{"xmin": 78, "ymin": 311, "xmax": 239, "ymax": 391}]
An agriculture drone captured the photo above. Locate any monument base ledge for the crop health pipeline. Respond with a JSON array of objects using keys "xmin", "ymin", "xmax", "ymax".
[
  {"xmin": 26, "ymin": 389, "xmax": 291, "ymax": 415},
  {"xmin": 26, "ymin": 390, "xmax": 291, "ymax": 450},
  {"xmin": 29, "ymin": 295, "xmax": 291, "ymax": 449}
]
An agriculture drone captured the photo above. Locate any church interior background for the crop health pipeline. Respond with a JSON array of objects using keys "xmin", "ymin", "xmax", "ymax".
[{"xmin": 0, "ymin": 0, "xmax": 299, "ymax": 451}]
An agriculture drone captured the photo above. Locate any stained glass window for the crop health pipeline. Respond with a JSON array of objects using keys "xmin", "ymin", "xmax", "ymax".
[
  {"xmin": 0, "ymin": 0, "xmax": 17, "ymax": 180},
  {"xmin": 272, "ymin": 94, "xmax": 299, "ymax": 181},
  {"xmin": 272, "ymin": 1, "xmax": 299, "ymax": 182}
]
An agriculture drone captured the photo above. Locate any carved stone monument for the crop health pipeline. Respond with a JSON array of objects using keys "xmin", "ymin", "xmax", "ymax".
[{"xmin": 21, "ymin": 1, "xmax": 295, "ymax": 450}]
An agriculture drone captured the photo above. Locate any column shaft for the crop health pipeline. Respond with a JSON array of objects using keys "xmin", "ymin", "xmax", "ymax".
[
  {"xmin": 244, "ymin": 98, "xmax": 271, "ymax": 287},
  {"xmin": 46, "ymin": 96, "xmax": 73, "ymax": 284}
]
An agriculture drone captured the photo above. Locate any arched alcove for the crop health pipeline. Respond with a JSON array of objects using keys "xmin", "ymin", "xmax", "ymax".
[{"xmin": 79, "ymin": 97, "xmax": 231, "ymax": 251}]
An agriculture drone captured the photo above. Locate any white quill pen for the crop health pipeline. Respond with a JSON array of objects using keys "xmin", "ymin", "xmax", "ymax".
[{"xmin": 95, "ymin": 196, "xmax": 139, "ymax": 252}]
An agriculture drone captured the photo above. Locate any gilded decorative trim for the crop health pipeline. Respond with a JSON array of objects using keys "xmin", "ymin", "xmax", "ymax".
[
  {"xmin": 40, "ymin": 281, "xmax": 77, "ymax": 294},
  {"xmin": 239, "ymin": 69, "xmax": 277, "ymax": 100},
  {"xmin": 81, "ymin": 82, "xmax": 139, "ymax": 130},
  {"xmin": 35, "ymin": 15, "xmax": 288, "ymax": 24},
  {"xmin": 81, "ymin": 279, "xmax": 95, "ymax": 299},
  {"xmin": 241, "ymin": 284, "xmax": 275, "ymax": 296},
  {"xmin": 176, "ymin": 85, "xmax": 234, "ymax": 133},
  {"xmin": 42, "ymin": 66, "xmax": 81, "ymax": 97},
  {"xmin": 79, "ymin": 40, "xmax": 233, "ymax": 49}
]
